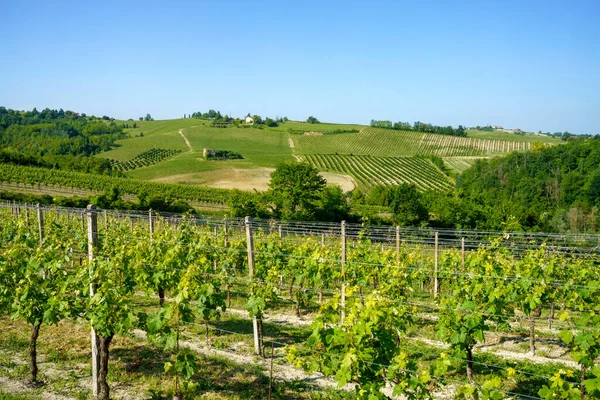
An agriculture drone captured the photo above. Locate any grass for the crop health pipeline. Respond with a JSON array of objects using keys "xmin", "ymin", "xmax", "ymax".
[
  {"xmin": 466, "ymin": 129, "xmax": 561, "ymax": 144},
  {"xmin": 0, "ymin": 393, "xmax": 38, "ymax": 400},
  {"xmin": 0, "ymin": 313, "xmax": 351, "ymax": 400},
  {"xmin": 88, "ymin": 119, "xmax": 564, "ymax": 193}
]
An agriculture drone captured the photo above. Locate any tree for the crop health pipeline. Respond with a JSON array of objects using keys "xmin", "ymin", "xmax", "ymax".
[
  {"xmin": 144, "ymin": 114, "xmax": 153, "ymax": 121},
  {"xmin": 387, "ymin": 184, "xmax": 429, "ymax": 226},
  {"xmin": 252, "ymin": 115, "xmax": 263, "ymax": 125},
  {"xmin": 267, "ymin": 162, "xmax": 326, "ymax": 220},
  {"xmin": 264, "ymin": 117, "xmax": 278, "ymax": 127},
  {"xmin": 306, "ymin": 116, "xmax": 320, "ymax": 124}
]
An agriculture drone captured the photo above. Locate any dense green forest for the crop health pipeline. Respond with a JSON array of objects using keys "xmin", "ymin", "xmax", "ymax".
[
  {"xmin": 0, "ymin": 107, "xmax": 124, "ymax": 174},
  {"xmin": 351, "ymin": 137, "xmax": 600, "ymax": 233},
  {"xmin": 456, "ymin": 137, "xmax": 600, "ymax": 232}
]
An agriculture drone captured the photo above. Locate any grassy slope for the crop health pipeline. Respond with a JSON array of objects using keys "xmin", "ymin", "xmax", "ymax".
[
  {"xmin": 92, "ymin": 119, "xmax": 562, "ymax": 191},
  {"xmin": 467, "ymin": 129, "xmax": 561, "ymax": 144}
]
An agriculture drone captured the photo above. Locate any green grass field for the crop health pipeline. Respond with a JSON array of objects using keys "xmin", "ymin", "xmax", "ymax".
[
  {"xmin": 466, "ymin": 129, "xmax": 561, "ymax": 144},
  {"xmin": 92, "ymin": 119, "xmax": 560, "ymax": 193}
]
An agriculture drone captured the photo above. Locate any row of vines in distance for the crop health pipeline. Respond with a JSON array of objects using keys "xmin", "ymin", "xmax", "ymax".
[
  {"xmin": 0, "ymin": 163, "xmax": 231, "ymax": 204},
  {"xmin": 295, "ymin": 128, "xmax": 531, "ymax": 158},
  {"xmin": 110, "ymin": 148, "xmax": 181, "ymax": 172},
  {"xmin": 304, "ymin": 154, "xmax": 454, "ymax": 191}
]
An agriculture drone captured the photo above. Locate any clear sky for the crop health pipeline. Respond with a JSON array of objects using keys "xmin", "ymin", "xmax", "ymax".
[{"xmin": 1, "ymin": 0, "xmax": 598, "ymax": 134}]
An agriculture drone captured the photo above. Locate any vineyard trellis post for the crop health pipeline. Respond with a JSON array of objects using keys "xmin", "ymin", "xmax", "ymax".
[
  {"xmin": 36, "ymin": 203, "xmax": 44, "ymax": 246},
  {"xmin": 461, "ymin": 237, "xmax": 465, "ymax": 271},
  {"xmin": 24, "ymin": 203, "xmax": 29, "ymax": 227},
  {"xmin": 434, "ymin": 231, "xmax": 439, "ymax": 298},
  {"xmin": 81, "ymin": 211, "xmax": 85, "ymax": 234},
  {"xmin": 223, "ymin": 218, "xmax": 228, "ymax": 247},
  {"xmin": 278, "ymin": 225, "xmax": 283, "ymax": 238},
  {"xmin": 87, "ymin": 204, "xmax": 100, "ymax": 397},
  {"xmin": 245, "ymin": 216, "xmax": 261, "ymax": 356},
  {"xmin": 396, "ymin": 226, "xmax": 400, "ymax": 264},
  {"xmin": 341, "ymin": 220, "xmax": 346, "ymax": 324},
  {"xmin": 148, "ymin": 209, "xmax": 154, "ymax": 237}
]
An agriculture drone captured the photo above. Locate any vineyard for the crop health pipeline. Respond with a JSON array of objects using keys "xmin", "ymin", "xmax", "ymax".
[
  {"xmin": 303, "ymin": 154, "xmax": 454, "ymax": 191},
  {"xmin": 294, "ymin": 128, "xmax": 531, "ymax": 158},
  {"xmin": 2, "ymin": 203, "xmax": 600, "ymax": 399},
  {"xmin": 0, "ymin": 163, "xmax": 232, "ymax": 205},
  {"xmin": 442, "ymin": 157, "xmax": 481, "ymax": 174},
  {"xmin": 110, "ymin": 149, "xmax": 182, "ymax": 172}
]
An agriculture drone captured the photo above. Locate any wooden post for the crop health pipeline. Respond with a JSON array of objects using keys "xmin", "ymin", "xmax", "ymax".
[
  {"xmin": 87, "ymin": 205, "xmax": 100, "ymax": 397},
  {"xmin": 245, "ymin": 217, "xmax": 261, "ymax": 356},
  {"xmin": 103, "ymin": 210, "xmax": 108, "ymax": 229},
  {"xmin": 25, "ymin": 204, "xmax": 29, "ymax": 227},
  {"xmin": 321, "ymin": 233, "xmax": 325, "ymax": 246},
  {"xmin": 395, "ymin": 226, "xmax": 401, "ymax": 264},
  {"xmin": 36, "ymin": 204, "xmax": 44, "ymax": 246},
  {"xmin": 149, "ymin": 209, "xmax": 154, "ymax": 237},
  {"xmin": 434, "ymin": 232, "xmax": 439, "ymax": 298},
  {"xmin": 81, "ymin": 212, "xmax": 85, "ymax": 233},
  {"xmin": 224, "ymin": 219, "xmax": 229, "ymax": 247},
  {"xmin": 341, "ymin": 221, "xmax": 346, "ymax": 324},
  {"xmin": 278, "ymin": 225, "xmax": 283, "ymax": 238},
  {"xmin": 461, "ymin": 237, "xmax": 465, "ymax": 271}
]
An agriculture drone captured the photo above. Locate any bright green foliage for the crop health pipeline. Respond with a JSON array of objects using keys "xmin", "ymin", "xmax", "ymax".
[
  {"xmin": 538, "ymin": 369, "xmax": 580, "ymax": 400},
  {"xmin": 455, "ymin": 378, "xmax": 505, "ymax": 400},
  {"xmin": 268, "ymin": 162, "xmax": 327, "ymax": 220},
  {"xmin": 436, "ymin": 247, "xmax": 514, "ymax": 382},
  {"xmin": 288, "ymin": 292, "xmax": 429, "ymax": 398}
]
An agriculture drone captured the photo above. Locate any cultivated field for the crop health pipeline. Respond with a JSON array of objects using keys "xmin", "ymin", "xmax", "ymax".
[
  {"xmin": 303, "ymin": 154, "xmax": 454, "ymax": 191},
  {"xmin": 293, "ymin": 128, "xmax": 532, "ymax": 157},
  {"xmin": 91, "ymin": 119, "xmax": 558, "ymax": 193}
]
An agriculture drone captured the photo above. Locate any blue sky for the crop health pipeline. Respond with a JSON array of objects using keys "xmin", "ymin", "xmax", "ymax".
[{"xmin": 1, "ymin": 0, "xmax": 598, "ymax": 134}]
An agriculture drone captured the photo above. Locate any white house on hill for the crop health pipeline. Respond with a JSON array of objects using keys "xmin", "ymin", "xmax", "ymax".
[{"xmin": 245, "ymin": 113, "xmax": 254, "ymax": 124}]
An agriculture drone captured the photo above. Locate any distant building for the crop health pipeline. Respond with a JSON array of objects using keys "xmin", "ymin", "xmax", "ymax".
[
  {"xmin": 203, "ymin": 148, "xmax": 216, "ymax": 158},
  {"xmin": 245, "ymin": 113, "xmax": 254, "ymax": 124}
]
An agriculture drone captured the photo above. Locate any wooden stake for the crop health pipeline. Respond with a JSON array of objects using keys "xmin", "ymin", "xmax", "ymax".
[
  {"xmin": 149, "ymin": 209, "xmax": 154, "ymax": 237},
  {"xmin": 461, "ymin": 237, "xmax": 465, "ymax": 271},
  {"xmin": 245, "ymin": 217, "xmax": 261, "ymax": 356},
  {"xmin": 341, "ymin": 220, "xmax": 346, "ymax": 324},
  {"xmin": 87, "ymin": 205, "xmax": 100, "ymax": 397},
  {"xmin": 434, "ymin": 232, "xmax": 439, "ymax": 298},
  {"xmin": 36, "ymin": 204, "xmax": 44, "ymax": 246},
  {"xmin": 396, "ymin": 226, "xmax": 401, "ymax": 264}
]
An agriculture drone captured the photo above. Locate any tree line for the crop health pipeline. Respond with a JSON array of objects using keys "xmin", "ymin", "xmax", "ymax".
[
  {"xmin": 0, "ymin": 107, "xmax": 125, "ymax": 175},
  {"xmin": 370, "ymin": 119, "xmax": 466, "ymax": 136}
]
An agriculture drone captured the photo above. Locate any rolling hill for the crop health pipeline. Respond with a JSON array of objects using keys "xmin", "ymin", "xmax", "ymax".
[{"xmin": 94, "ymin": 119, "xmax": 560, "ymax": 193}]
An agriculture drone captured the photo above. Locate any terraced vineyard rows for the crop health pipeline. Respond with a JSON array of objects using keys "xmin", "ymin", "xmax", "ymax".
[
  {"xmin": 304, "ymin": 154, "xmax": 454, "ymax": 191},
  {"xmin": 110, "ymin": 148, "xmax": 181, "ymax": 172},
  {"xmin": 442, "ymin": 157, "xmax": 482, "ymax": 173},
  {"xmin": 294, "ymin": 128, "xmax": 530, "ymax": 157},
  {"xmin": 417, "ymin": 133, "xmax": 530, "ymax": 156}
]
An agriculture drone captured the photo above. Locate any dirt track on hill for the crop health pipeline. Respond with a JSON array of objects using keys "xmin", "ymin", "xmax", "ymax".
[{"xmin": 179, "ymin": 128, "xmax": 193, "ymax": 151}]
